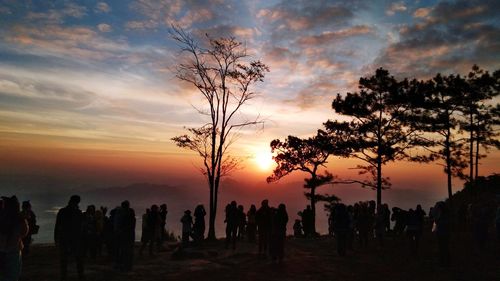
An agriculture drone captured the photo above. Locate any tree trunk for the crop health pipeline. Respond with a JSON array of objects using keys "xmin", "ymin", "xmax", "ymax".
[
  {"xmin": 469, "ymin": 113, "xmax": 474, "ymax": 183},
  {"xmin": 310, "ymin": 186, "xmax": 316, "ymax": 235},
  {"xmin": 475, "ymin": 132, "xmax": 480, "ymax": 179},
  {"xmin": 376, "ymin": 154, "xmax": 382, "ymax": 208},
  {"xmin": 445, "ymin": 132, "xmax": 453, "ymax": 199},
  {"xmin": 207, "ymin": 178, "xmax": 216, "ymax": 240}
]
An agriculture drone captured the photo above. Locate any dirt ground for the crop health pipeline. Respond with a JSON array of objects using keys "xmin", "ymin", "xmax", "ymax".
[{"xmin": 20, "ymin": 233, "xmax": 500, "ymax": 281}]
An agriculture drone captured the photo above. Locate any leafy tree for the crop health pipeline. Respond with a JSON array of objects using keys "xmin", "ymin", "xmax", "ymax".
[
  {"xmin": 267, "ymin": 130, "xmax": 348, "ymax": 234},
  {"xmin": 473, "ymin": 103, "xmax": 500, "ymax": 178},
  {"xmin": 324, "ymin": 68, "xmax": 421, "ymax": 207},
  {"xmin": 170, "ymin": 26, "xmax": 269, "ymax": 240}
]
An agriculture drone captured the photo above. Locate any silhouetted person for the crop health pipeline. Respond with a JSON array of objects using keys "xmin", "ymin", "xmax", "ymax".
[
  {"xmin": 391, "ymin": 207, "xmax": 407, "ymax": 236},
  {"xmin": 83, "ymin": 205, "xmax": 98, "ymax": 260},
  {"xmin": 375, "ymin": 206, "xmax": 386, "ymax": 248},
  {"xmin": 256, "ymin": 200, "xmax": 272, "ymax": 256},
  {"xmin": 140, "ymin": 208, "xmax": 151, "ymax": 256},
  {"xmin": 333, "ymin": 204, "xmax": 350, "ymax": 256},
  {"xmin": 328, "ymin": 209, "xmax": 335, "ymax": 237},
  {"xmin": 95, "ymin": 207, "xmax": 105, "ymax": 257},
  {"xmin": 102, "ymin": 207, "xmax": 115, "ymax": 258},
  {"xmin": 193, "ymin": 204, "xmax": 206, "ymax": 243},
  {"xmin": 302, "ymin": 205, "xmax": 313, "ymax": 237},
  {"xmin": 270, "ymin": 204, "xmax": 288, "ymax": 263},
  {"xmin": 357, "ymin": 204, "xmax": 371, "ymax": 248},
  {"xmin": 382, "ymin": 204, "xmax": 391, "ymax": 232},
  {"xmin": 114, "ymin": 200, "xmax": 136, "ymax": 272},
  {"xmin": 181, "ymin": 210, "xmax": 193, "ymax": 247},
  {"xmin": 0, "ymin": 196, "xmax": 28, "ymax": 281},
  {"xmin": 140, "ymin": 205, "xmax": 161, "ymax": 256},
  {"xmin": 434, "ymin": 202, "xmax": 450, "ymax": 267},
  {"xmin": 347, "ymin": 205, "xmax": 355, "ymax": 250},
  {"xmin": 225, "ymin": 201, "xmax": 238, "ymax": 250},
  {"xmin": 293, "ymin": 219, "xmax": 303, "ymax": 237},
  {"xmin": 54, "ymin": 195, "xmax": 85, "ymax": 281},
  {"xmin": 159, "ymin": 204, "xmax": 168, "ymax": 249},
  {"xmin": 246, "ymin": 205, "xmax": 257, "ymax": 242},
  {"xmin": 21, "ymin": 200, "xmax": 37, "ymax": 257},
  {"xmin": 406, "ymin": 209, "xmax": 419, "ymax": 255},
  {"xmin": 237, "ymin": 205, "xmax": 246, "ymax": 240}
]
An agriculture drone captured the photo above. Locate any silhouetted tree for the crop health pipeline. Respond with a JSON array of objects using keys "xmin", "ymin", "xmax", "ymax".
[
  {"xmin": 325, "ymin": 68, "xmax": 421, "ymax": 208},
  {"xmin": 473, "ymin": 103, "xmax": 500, "ymax": 178},
  {"xmin": 415, "ymin": 74, "xmax": 469, "ymax": 199},
  {"xmin": 460, "ymin": 65, "xmax": 499, "ymax": 182},
  {"xmin": 170, "ymin": 26, "xmax": 269, "ymax": 240},
  {"xmin": 267, "ymin": 131, "xmax": 344, "ymax": 234}
]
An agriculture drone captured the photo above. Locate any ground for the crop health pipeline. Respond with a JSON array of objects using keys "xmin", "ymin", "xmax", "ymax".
[{"xmin": 21, "ymin": 233, "xmax": 500, "ymax": 281}]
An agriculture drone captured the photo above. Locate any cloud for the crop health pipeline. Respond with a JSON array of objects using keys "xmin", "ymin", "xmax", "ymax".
[
  {"xmin": 6, "ymin": 25, "xmax": 128, "ymax": 60},
  {"xmin": 386, "ymin": 2, "xmax": 407, "ymax": 16},
  {"xmin": 23, "ymin": 3, "xmax": 87, "ymax": 24},
  {"xmin": 97, "ymin": 23, "xmax": 112, "ymax": 33},
  {"xmin": 296, "ymin": 25, "xmax": 374, "ymax": 47},
  {"xmin": 413, "ymin": 7, "xmax": 431, "ymax": 18},
  {"xmin": 258, "ymin": 2, "xmax": 353, "ymax": 33},
  {"xmin": 374, "ymin": 0, "xmax": 500, "ymax": 77},
  {"xmin": 125, "ymin": 20, "xmax": 159, "ymax": 30},
  {"xmin": 95, "ymin": 2, "xmax": 111, "ymax": 13}
]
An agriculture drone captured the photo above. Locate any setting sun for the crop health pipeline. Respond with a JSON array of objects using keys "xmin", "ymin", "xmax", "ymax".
[{"xmin": 254, "ymin": 150, "xmax": 275, "ymax": 171}]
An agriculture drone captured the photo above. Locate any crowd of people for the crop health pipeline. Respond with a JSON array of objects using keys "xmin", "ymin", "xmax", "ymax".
[{"xmin": 1, "ymin": 194, "xmax": 500, "ymax": 280}]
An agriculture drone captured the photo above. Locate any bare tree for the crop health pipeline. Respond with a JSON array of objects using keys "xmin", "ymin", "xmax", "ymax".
[{"xmin": 170, "ymin": 26, "xmax": 269, "ymax": 240}]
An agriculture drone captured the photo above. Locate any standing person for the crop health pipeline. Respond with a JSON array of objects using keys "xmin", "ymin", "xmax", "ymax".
[
  {"xmin": 95, "ymin": 208, "xmax": 105, "ymax": 257},
  {"xmin": 333, "ymin": 204, "xmax": 350, "ymax": 256},
  {"xmin": 406, "ymin": 209, "xmax": 419, "ymax": 255},
  {"xmin": 54, "ymin": 195, "xmax": 85, "ymax": 281},
  {"xmin": 237, "ymin": 205, "xmax": 246, "ymax": 240},
  {"xmin": 193, "ymin": 204, "xmax": 206, "ymax": 243},
  {"xmin": 256, "ymin": 200, "xmax": 272, "ymax": 256},
  {"xmin": 139, "ymin": 208, "xmax": 153, "ymax": 256},
  {"xmin": 382, "ymin": 204, "xmax": 391, "ymax": 233},
  {"xmin": 224, "ymin": 201, "xmax": 238, "ymax": 250},
  {"xmin": 374, "ymin": 206, "xmax": 386, "ymax": 248},
  {"xmin": 293, "ymin": 219, "xmax": 303, "ymax": 238},
  {"xmin": 114, "ymin": 201, "xmax": 136, "ymax": 272},
  {"xmin": 159, "ymin": 204, "xmax": 168, "ymax": 250},
  {"xmin": 0, "ymin": 196, "xmax": 29, "ymax": 281},
  {"xmin": 246, "ymin": 205, "xmax": 257, "ymax": 242},
  {"xmin": 180, "ymin": 210, "xmax": 193, "ymax": 247},
  {"xmin": 302, "ymin": 206, "xmax": 313, "ymax": 237},
  {"xmin": 270, "ymin": 204, "xmax": 288, "ymax": 263},
  {"xmin": 434, "ymin": 202, "xmax": 450, "ymax": 267},
  {"xmin": 21, "ymin": 200, "xmax": 37, "ymax": 257},
  {"xmin": 83, "ymin": 205, "xmax": 98, "ymax": 260}
]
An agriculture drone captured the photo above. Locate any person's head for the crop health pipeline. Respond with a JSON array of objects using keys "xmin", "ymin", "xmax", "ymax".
[
  {"xmin": 250, "ymin": 204, "xmax": 256, "ymax": 212},
  {"xmin": 231, "ymin": 201, "xmax": 237, "ymax": 208},
  {"xmin": 306, "ymin": 205, "xmax": 311, "ymax": 210},
  {"xmin": 261, "ymin": 200, "xmax": 269, "ymax": 208},
  {"xmin": 416, "ymin": 204, "xmax": 422, "ymax": 211},
  {"xmin": 22, "ymin": 200, "xmax": 31, "ymax": 211},
  {"xmin": 68, "ymin": 195, "xmax": 80, "ymax": 207},
  {"xmin": 0, "ymin": 196, "xmax": 21, "ymax": 234},
  {"xmin": 121, "ymin": 200, "xmax": 130, "ymax": 209},
  {"xmin": 279, "ymin": 203, "xmax": 286, "ymax": 212},
  {"xmin": 160, "ymin": 204, "xmax": 167, "ymax": 211},
  {"xmin": 238, "ymin": 205, "xmax": 244, "ymax": 211},
  {"xmin": 151, "ymin": 204, "xmax": 159, "ymax": 212},
  {"xmin": 185, "ymin": 210, "xmax": 191, "ymax": 215},
  {"xmin": 101, "ymin": 206, "xmax": 108, "ymax": 216}
]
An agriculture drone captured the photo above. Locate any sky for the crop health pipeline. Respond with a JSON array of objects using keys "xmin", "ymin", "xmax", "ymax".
[{"xmin": 1, "ymin": 0, "xmax": 499, "ymax": 214}]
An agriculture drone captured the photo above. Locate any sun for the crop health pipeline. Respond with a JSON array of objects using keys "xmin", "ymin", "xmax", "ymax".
[{"xmin": 254, "ymin": 149, "xmax": 275, "ymax": 171}]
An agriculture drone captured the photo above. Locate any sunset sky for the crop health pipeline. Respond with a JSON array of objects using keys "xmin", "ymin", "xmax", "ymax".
[{"xmin": 1, "ymin": 0, "xmax": 499, "ymax": 208}]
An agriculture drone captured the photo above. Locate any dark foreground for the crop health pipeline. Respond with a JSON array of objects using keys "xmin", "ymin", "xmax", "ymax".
[{"xmin": 21, "ymin": 234, "xmax": 500, "ymax": 281}]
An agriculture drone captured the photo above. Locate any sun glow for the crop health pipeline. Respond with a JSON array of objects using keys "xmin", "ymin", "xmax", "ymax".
[{"xmin": 254, "ymin": 149, "xmax": 275, "ymax": 171}]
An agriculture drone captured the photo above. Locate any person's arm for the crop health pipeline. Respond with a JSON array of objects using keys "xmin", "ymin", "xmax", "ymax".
[{"xmin": 20, "ymin": 218, "xmax": 29, "ymax": 238}]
